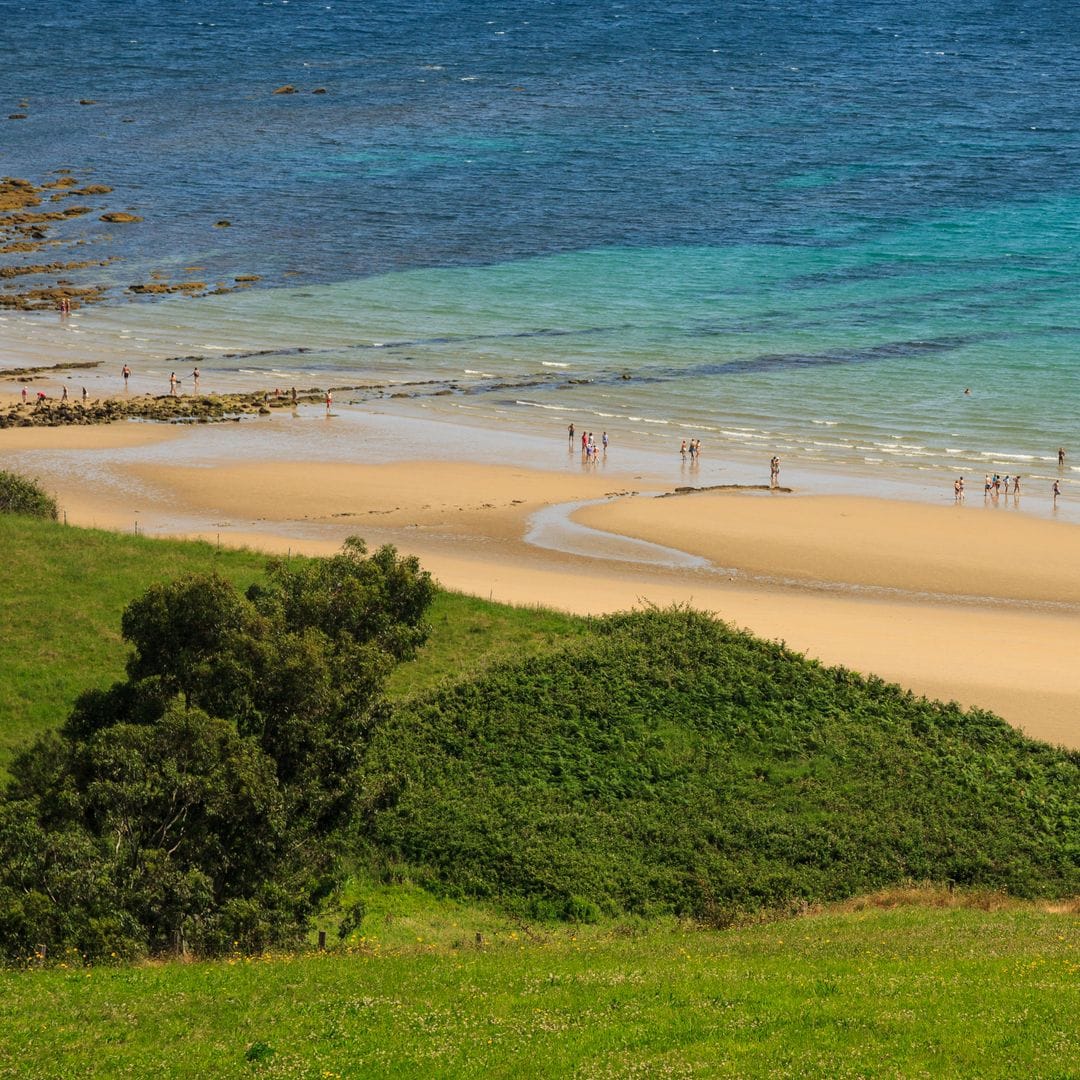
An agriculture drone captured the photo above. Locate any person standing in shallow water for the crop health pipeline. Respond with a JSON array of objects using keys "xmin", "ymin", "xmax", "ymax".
[
  {"xmin": 1059, "ymin": 447, "xmax": 1066, "ymax": 467},
  {"xmin": 122, "ymin": 364, "xmax": 130, "ymax": 390},
  {"xmin": 568, "ymin": 422, "xmax": 574, "ymax": 445}
]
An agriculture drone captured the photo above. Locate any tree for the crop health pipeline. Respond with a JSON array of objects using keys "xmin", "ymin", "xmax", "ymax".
[{"xmin": 0, "ymin": 540, "xmax": 435, "ymax": 961}]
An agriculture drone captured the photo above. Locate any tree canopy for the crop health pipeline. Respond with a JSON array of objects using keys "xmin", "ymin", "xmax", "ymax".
[{"xmin": 0, "ymin": 539, "xmax": 434, "ymax": 961}]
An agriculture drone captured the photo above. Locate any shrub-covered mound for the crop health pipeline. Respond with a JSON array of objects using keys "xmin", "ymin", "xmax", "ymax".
[
  {"xmin": 0, "ymin": 470, "xmax": 57, "ymax": 520},
  {"xmin": 361, "ymin": 609, "xmax": 1079, "ymax": 921}
]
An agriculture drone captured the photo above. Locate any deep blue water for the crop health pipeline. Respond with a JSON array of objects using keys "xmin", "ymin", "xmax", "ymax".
[
  {"xmin": 2, "ymin": 1, "xmax": 1079, "ymax": 487},
  {"xmin": 4, "ymin": 0, "xmax": 1078, "ymax": 282}
]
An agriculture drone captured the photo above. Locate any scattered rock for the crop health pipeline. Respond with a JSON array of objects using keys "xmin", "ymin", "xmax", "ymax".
[
  {"xmin": 8, "ymin": 114, "xmax": 26, "ymax": 120},
  {"xmin": 214, "ymin": 219, "xmax": 231, "ymax": 228},
  {"xmin": 272, "ymin": 85, "xmax": 297, "ymax": 95},
  {"xmin": 127, "ymin": 282, "xmax": 206, "ymax": 294},
  {"xmin": 311, "ymin": 87, "xmax": 327, "ymax": 94},
  {"xmin": 234, "ymin": 274, "xmax": 261, "ymax": 282},
  {"xmin": 100, "ymin": 211, "xmax": 142, "ymax": 223},
  {"xmin": 0, "ymin": 259, "xmax": 108, "ymax": 279},
  {"xmin": 78, "ymin": 99, "xmax": 97, "ymax": 105},
  {"xmin": 0, "ymin": 360, "xmax": 102, "ymax": 381},
  {"xmin": 0, "ymin": 178, "xmax": 42, "ymax": 213}
]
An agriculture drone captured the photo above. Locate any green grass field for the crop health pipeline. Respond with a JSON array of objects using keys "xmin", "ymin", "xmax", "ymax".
[
  {"xmin": 1, "ymin": 892, "xmax": 1077, "ymax": 1078},
  {"xmin": 1, "ymin": 514, "xmax": 1077, "ymax": 1077}
]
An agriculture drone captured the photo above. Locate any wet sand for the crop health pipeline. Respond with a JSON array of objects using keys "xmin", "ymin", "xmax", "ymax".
[{"xmin": 2, "ymin": 413, "xmax": 1079, "ymax": 750}]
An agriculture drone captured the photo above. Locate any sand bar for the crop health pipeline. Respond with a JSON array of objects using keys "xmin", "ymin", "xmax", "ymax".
[{"xmin": 575, "ymin": 491, "xmax": 1080, "ymax": 607}]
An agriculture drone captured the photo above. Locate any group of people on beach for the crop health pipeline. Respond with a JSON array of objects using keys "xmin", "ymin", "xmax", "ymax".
[
  {"xmin": 980, "ymin": 474, "xmax": 1021, "ymax": 498},
  {"xmin": 568, "ymin": 425, "xmax": 608, "ymax": 460},
  {"xmin": 568, "ymin": 424, "xmax": 789, "ymax": 488},
  {"xmin": 953, "ymin": 459, "xmax": 1066, "ymax": 503},
  {"xmin": 21, "ymin": 385, "xmax": 87, "ymax": 404},
  {"xmin": 161, "ymin": 368, "xmax": 201, "ymax": 396},
  {"xmin": 167, "ymin": 369, "xmax": 200, "ymax": 396}
]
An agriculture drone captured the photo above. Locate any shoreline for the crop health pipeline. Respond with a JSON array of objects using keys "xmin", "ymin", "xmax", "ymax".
[
  {"xmin": 2, "ymin": 404, "xmax": 1079, "ymax": 750},
  {"xmin": 3, "ymin": 295, "xmax": 1079, "ymax": 523}
]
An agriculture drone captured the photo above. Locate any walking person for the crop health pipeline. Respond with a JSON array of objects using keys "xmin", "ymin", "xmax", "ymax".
[
  {"xmin": 169, "ymin": 372, "xmax": 178, "ymax": 396},
  {"xmin": 325, "ymin": 389, "xmax": 333, "ymax": 412},
  {"xmin": 191, "ymin": 367, "xmax": 200, "ymax": 392},
  {"xmin": 122, "ymin": 364, "xmax": 130, "ymax": 389},
  {"xmin": 1013, "ymin": 475, "xmax": 1021, "ymax": 495},
  {"xmin": 568, "ymin": 422, "xmax": 575, "ymax": 445},
  {"xmin": 1052, "ymin": 479, "xmax": 1061, "ymax": 504},
  {"xmin": 602, "ymin": 431, "xmax": 608, "ymax": 453}
]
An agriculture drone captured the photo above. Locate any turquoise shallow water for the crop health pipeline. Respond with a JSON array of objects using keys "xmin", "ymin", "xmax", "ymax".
[{"xmin": 2, "ymin": 1, "xmax": 1078, "ymax": 498}]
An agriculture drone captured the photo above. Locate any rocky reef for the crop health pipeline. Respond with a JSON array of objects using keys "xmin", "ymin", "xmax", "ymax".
[
  {"xmin": 0, "ymin": 388, "xmax": 338, "ymax": 430},
  {"xmin": 0, "ymin": 173, "xmax": 263, "ymax": 310}
]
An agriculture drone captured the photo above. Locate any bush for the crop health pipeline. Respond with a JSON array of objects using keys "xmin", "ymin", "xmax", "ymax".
[
  {"xmin": 358, "ymin": 608, "xmax": 1080, "ymax": 921},
  {"xmin": 0, "ymin": 471, "xmax": 58, "ymax": 520}
]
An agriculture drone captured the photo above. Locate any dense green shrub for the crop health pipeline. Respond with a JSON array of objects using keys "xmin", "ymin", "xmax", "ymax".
[
  {"xmin": 359, "ymin": 608, "xmax": 1080, "ymax": 921},
  {"xmin": 0, "ymin": 539, "xmax": 434, "ymax": 962},
  {"xmin": 0, "ymin": 471, "xmax": 57, "ymax": 520}
]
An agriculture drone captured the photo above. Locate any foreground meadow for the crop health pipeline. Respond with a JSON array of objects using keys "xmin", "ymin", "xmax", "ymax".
[
  {"xmin": 1, "ymin": 511, "xmax": 1077, "ymax": 1077},
  {"xmin": 0, "ymin": 895, "xmax": 1077, "ymax": 1078}
]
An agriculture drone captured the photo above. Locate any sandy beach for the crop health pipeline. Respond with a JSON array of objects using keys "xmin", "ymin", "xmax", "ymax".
[{"xmin": 2, "ymin": 407, "xmax": 1079, "ymax": 750}]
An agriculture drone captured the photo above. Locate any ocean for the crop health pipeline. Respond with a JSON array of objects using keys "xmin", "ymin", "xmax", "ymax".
[{"xmin": 2, "ymin": 0, "xmax": 1079, "ymax": 496}]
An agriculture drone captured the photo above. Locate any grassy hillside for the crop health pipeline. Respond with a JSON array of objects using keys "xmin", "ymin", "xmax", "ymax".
[
  {"xmin": 0, "ymin": 515, "xmax": 584, "ymax": 775},
  {"xmin": 1, "ymin": 514, "xmax": 1078, "ymax": 1075},
  {"xmin": 1, "ymin": 893, "xmax": 1077, "ymax": 1078},
  {"xmin": 362, "ymin": 608, "xmax": 1080, "ymax": 919}
]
